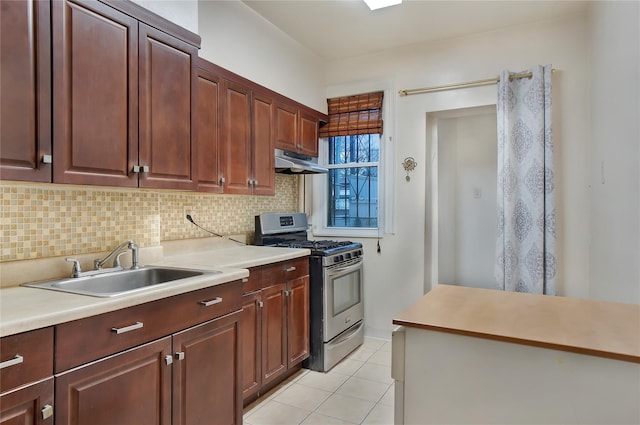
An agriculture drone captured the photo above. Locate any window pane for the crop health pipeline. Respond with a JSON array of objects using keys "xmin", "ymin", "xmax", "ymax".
[
  {"xmin": 328, "ymin": 166, "xmax": 378, "ymax": 228},
  {"xmin": 328, "ymin": 134, "xmax": 380, "ymax": 165}
]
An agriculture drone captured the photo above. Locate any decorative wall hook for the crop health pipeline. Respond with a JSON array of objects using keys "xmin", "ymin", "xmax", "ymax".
[{"xmin": 402, "ymin": 157, "xmax": 417, "ymax": 181}]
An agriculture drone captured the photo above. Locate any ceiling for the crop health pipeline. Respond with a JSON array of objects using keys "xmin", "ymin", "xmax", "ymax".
[{"xmin": 241, "ymin": 0, "xmax": 589, "ymax": 61}]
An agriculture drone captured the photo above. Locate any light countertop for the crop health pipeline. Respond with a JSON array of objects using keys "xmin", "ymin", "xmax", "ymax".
[
  {"xmin": 0, "ymin": 241, "xmax": 310, "ymax": 337},
  {"xmin": 393, "ymin": 284, "xmax": 640, "ymax": 363}
]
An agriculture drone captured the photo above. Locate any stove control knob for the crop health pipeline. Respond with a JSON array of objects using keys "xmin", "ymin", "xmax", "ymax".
[
  {"xmin": 345, "ymin": 253, "xmax": 351, "ymax": 259},
  {"xmin": 338, "ymin": 255, "xmax": 344, "ymax": 262}
]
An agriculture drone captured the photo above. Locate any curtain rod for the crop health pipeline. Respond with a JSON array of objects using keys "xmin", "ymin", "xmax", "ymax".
[{"xmin": 398, "ymin": 69, "xmax": 555, "ymax": 97}]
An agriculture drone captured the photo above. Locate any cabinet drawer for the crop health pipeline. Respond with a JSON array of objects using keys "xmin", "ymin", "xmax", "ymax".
[
  {"xmin": 281, "ymin": 258, "xmax": 309, "ymax": 281},
  {"xmin": 262, "ymin": 258, "xmax": 309, "ymax": 287},
  {"xmin": 0, "ymin": 327, "xmax": 54, "ymax": 393},
  {"xmin": 242, "ymin": 267, "xmax": 262, "ymax": 293},
  {"xmin": 55, "ymin": 280, "xmax": 242, "ymax": 372}
]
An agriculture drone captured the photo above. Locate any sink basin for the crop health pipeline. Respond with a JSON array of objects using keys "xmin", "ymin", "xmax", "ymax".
[{"xmin": 22, "ymin": 267, "xmax": 221, "ymax": 297}]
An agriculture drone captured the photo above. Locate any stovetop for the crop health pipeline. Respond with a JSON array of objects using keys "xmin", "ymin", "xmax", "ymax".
[
  {"xmin": 274, "ymin": 239, "xmax": 362, "ymax": 256},
  {"xmin": 255, "ymin": 212, "xmax": 363, "ymax": 257}
]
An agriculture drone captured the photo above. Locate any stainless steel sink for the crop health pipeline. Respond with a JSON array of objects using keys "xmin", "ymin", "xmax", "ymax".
[{"xmin": 22, "ymin": 267, "xmax": 221, "ymax": 297}]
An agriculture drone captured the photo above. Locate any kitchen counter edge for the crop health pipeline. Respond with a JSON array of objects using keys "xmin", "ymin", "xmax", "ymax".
[
  {"xmin": 0, "ymin": 247, "xmax": 310, "ymax": 337},
  {"xmin": 392, "ymin": 284, "xmax": 640, "ymax": 364}
]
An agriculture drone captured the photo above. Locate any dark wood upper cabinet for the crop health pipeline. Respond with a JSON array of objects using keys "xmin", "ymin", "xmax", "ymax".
[
  {"xmin": 275, "ymin": 103, "xmax": 298, "ymax": 152},
  {"xmin": 275, "ymin": 103, "xmax": 321, "ymax": 157},
  {"xmin": 52, "ymin": 0, "xmax": 138, "ymax": 186},
  {"xmin": 252, "ymin": 93, "xmax": 276, "ymax": 196},
  {"xmin": 196, "ymin": 60, "xmax": 223, "ymax": 193},
  {"xmin": 138, "ymin": 23, "xmax": 197, "ymax": 190},
  {"xmin": 0, "ymin": 0, "xmax": 52, "ymax": 182},
  {"xmin": 51, "ymin": 0, "xmax": 197, "ymax": 189},
  {"xmin": 299, "ymin": 111, "xmax": 320, "ymax": 157},
  {"xmin": 221, "ymin": 80, "xmax": 252, "ymax": 195}
]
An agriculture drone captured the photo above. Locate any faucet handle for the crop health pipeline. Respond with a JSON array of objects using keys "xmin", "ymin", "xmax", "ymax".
[
  {"xmin": 66, "ymin": 258, "xmax": 82, "ymax": 277},
  {"xmin": 114, "ymin": 251, "xmax": 127, "ymax": 268}
]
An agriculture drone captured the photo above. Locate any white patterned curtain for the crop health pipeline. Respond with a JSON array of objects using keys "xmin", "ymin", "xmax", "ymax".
[{"xmin": 495, "ymin": 64, "xmax": 556, "ymax": 295}]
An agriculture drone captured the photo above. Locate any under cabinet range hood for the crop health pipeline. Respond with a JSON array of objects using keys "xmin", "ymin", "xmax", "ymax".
[{"xmin": 275, "ymin": 149, "xmax": 328, "ymax": 174}]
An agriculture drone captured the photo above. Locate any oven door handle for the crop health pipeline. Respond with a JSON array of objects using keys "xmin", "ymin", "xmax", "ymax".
[{"xmin": 329, "ymin": 258, "xmax": 363, "ymax": 274}]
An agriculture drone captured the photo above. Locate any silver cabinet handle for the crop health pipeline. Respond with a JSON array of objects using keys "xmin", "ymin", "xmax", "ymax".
[
  {"xmin": 165, "ymin": 355, "xmax": 173, "ymax": 365},
  {"xmin": 175, "ymin": 351, "xmax": 185, "ymax": 361},
  {"xmin": 258, "ymin": 301, "xmax": 264, "ymax": 308},
  {"xmin": 220, "ymin": 176, "xmax": 225, "ymax": 184},
  {"xmin": 41, "ymin": 404, "xmax": 54, "ymax": 420},
  {"xmin": 285, "ymin": 266, "xmax": 296, "ymax": 272},
  {"xmin": 242, "ymin": 278, "xmax": 249, "ymax": 283},
  {"xmin": 42, "ymin": 154, "xmax": 53, "ymax": 164},
  {"xmin": 0, "ymin": 354, "xmax": 23, "ymax": 369},
  {"xmin": 111, "ymin": 321, "xmax": 143, "ymax": 334},
  {"xmin": 200, "ymin": 297, "xmax": 222, "ymax": 307},
  {"xmin": 132, "ymin": 165, "xmax": 141, "ymax": 173}
]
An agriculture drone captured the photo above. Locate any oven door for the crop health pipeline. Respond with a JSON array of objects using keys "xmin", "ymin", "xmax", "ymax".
[{"xmin": 323, "ymin": 257, "xmax": 364, "ymax": 342}]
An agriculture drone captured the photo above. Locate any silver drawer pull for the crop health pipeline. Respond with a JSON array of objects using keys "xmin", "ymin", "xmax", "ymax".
[
  {"xmin": 111, "ymin": 321, "xmax": 144, "ymax": 334},
  {"xmin": 0, "ymin": 354, "xmax": 23, "ymax": 369},
  {"xmin": 285, "ymin": 266, "xmax": 296, "ymax": 272},
  {"xmin": 41, "ymin": 404, "xmax": 54, "ymax": 420},
  {"xmin": 200, "ymin": 297, "xmax": 222, "ymax": 307},
  {"xmin": 242, "ymin": 278, "xmax": 249, "ymax": 283}
]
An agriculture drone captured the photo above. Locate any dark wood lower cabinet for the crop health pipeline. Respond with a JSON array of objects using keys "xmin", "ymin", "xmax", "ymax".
[
  {"xmin": 240, "ymin": 260, "xmax": 311, "ymax": 405},
  {"xmin": 287, "ymin": 276, "xmax": 310, "ymax": 367},
  {"xmin": 261, "ymin": 282, "xmax": 288, "ymax": 388},
  {"xmin": 54, "ymin": 311, "xmax": 243, "ymax": 425},
  {"xmin": 0, "ymin": 378, "xmax": 54, "ymax": 425},
  {"xmin": 240, "ymin": 291, "xmax": 262, "ymax": 401},
  {"xmin": 172, "ymin": 311, "xmax": 242, "ymax": 425},
  {"xmin": 55, "ymin": 337, "xmax": 173, "ymax": 425}
]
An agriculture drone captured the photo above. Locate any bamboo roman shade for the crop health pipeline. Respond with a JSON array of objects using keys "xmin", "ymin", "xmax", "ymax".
[{"xmin": 319, "ymin": 91, "xmax": 383, "ymax": 137}]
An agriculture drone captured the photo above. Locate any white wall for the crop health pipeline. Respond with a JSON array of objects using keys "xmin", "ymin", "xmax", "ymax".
[
  {"xmin": 438, "ymin": 111, "xmax": 497, "ymax": 289},
  {"xmin": 197, "ymin": 0, "xmax": 326, "ymax": 112},
  {"xmin": 588, "ymin": 2, "xmax": 640, "ymax": 304},
  {"xmin": 132, "ymin": 0, "xmax": 198, "ymax": 33},
  {"xmin": 322, "ymin": 12, "xmax": 595, "ymax": 337}
]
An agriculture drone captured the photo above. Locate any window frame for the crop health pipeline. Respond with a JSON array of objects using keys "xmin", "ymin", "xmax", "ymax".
[{"xmin": 310, "ymin": 84, "xmax": 395, "ymax": 239}]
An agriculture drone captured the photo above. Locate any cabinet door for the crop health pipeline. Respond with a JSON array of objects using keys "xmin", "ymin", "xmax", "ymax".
[
  {"xmin": 287, "ymin": 276, "xmax": 310, "ymax": 367},
  {"xmin": 221, "ymin": 80, "xmax": 252, "ymax": 195},
  {"xmin": 52, "ymin": 0, "xmax": 138, "ymax": 186},
  {"xmin": 55, "ymin": 337, "xmax": 172, "ymax": 425},
  {"xmin": 139, "ymin": 23, "xmax": 197, "ymax": 190},
  {"xmin": 0, "ymin": 378, "xmax": 53, "ymax": 425},
  {"xmin": 274, "ymin": 103, "xmax": 298, "ymax": 152},
  {"xmin": 196, "ymin": 62, "xmax": 223, "ymax": 193},
  {"xmin": 0, "ymin": 0, "xmax": 52, "ymax": 182},
  {"xmin": 173, "ymin": 312, "xmax": 242, "ymax": 425},
  {"xmin": 261, "ymin": 283, "xmax": 287, "ymax": 386},
  {"xmin": 240, "ymin": 291, "xmax": 262, "ymax": 402},
  {"xmin": 251, "ymin": 93, "xmax": 275, "ymax": 196},
  {"xmin": 298, "ymin": 111, "xmax": 319, "ymax": 157}
]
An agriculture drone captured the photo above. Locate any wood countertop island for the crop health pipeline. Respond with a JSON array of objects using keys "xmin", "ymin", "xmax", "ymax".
[
  {"xmin": 391, "ymin": 285, "xmax": 640, "ymax": 424},
  {"xmin": 393, "ymin": 284, "xmax": 640, "ymax": 363}
]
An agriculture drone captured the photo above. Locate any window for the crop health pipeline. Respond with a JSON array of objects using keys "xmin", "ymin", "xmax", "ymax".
[
  {"xmin": 317, "ymin": 91, "xmax": 384, "ymax": 232},
  {"xmin": 327, "ymin": 134, "xmax": 380, "ymax": 228}
]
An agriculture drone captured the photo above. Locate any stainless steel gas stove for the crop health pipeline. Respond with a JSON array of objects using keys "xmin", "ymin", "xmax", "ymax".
[{"xmin": 255, "ymin": 212, "xmax": 364, "ymax": 372}]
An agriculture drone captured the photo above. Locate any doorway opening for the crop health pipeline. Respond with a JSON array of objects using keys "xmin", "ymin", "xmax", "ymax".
[{"xmin": 424, "ymin": 105, "xmax": 497, "ymax": 293}]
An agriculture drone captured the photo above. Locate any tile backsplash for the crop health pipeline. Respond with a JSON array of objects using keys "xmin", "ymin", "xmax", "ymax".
[{"xmin": 1, "ymin": 175, "xmax": 298, "ymax": 262}]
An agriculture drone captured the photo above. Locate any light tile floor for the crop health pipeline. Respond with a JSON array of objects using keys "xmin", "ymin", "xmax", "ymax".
[{"xmin": 243, "ymin": 337, "xmax": 394, "ymax": 425}]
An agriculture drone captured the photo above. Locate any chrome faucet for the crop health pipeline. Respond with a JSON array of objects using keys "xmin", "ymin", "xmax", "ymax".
[
  {"xmin": 65, "ymin": 241, "xmax": 139, "ymax": 278},
  {"xmin": 95, "ymin": 240, "xmax": 139, "ymax": 270}
]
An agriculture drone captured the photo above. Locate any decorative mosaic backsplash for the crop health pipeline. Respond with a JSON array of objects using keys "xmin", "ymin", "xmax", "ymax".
[{"xmin": 0, "ymin": 175, "xmax": 298, "ymax": 262}]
